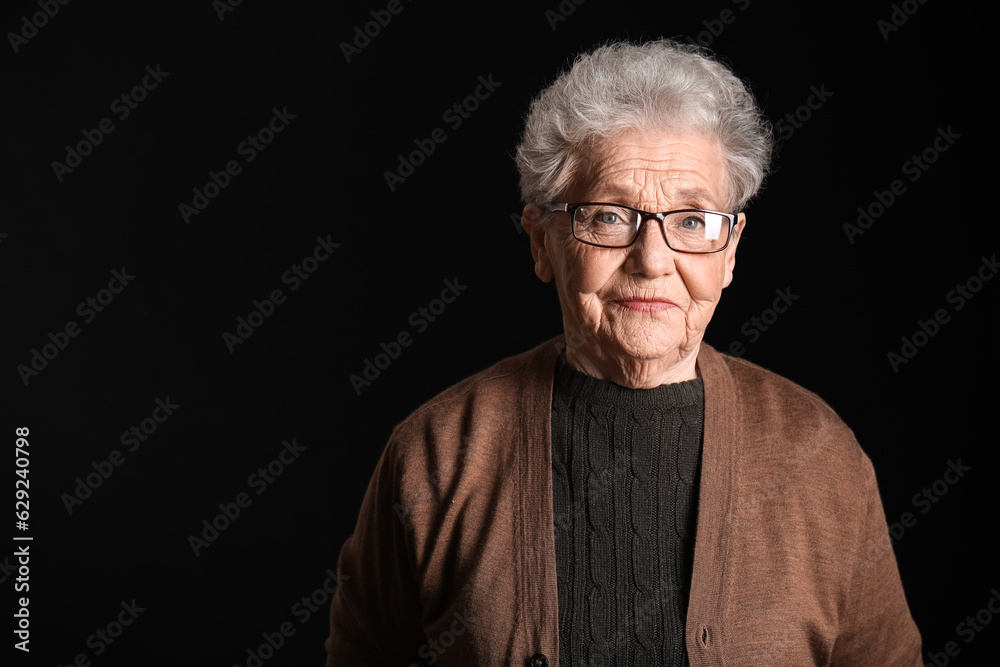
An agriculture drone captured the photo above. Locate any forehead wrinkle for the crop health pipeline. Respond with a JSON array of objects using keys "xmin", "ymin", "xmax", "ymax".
[
  {"xmin": 568, "ymin": 133, "xmax": 729, "ymax": 209},
  {"xmin": 588, "ymin": 164, "xmax": 722, "ymax": 210}
]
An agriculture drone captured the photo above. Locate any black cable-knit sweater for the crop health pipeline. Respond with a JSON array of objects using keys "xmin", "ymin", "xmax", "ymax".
[{"xmin": 551, "ymin": 349, "xmax": 704, "ymax": 667}]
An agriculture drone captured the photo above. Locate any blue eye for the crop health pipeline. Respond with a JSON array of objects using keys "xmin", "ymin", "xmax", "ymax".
[
  {"xmin": 680, "ymin": 215, "xmax": 705, "ymax": 230},
  {"xmin": 576, "ymin": 206, "xmax": 632, "ymax": 226}
]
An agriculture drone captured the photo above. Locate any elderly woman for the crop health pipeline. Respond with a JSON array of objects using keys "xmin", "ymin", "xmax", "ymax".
[{"xmin": 326, "ymin": 40, "xmax": 921, "ymax": 666}]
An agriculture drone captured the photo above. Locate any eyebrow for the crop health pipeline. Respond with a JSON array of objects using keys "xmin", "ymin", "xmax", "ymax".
[{"xmin": 672, "ymin": 188, "xmax": 719, "ymax": 208}]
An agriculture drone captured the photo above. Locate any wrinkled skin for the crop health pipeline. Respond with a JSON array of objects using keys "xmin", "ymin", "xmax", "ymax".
[{"xmin": 522, "ymin": 132, "xmax": 746, "ymax": 389}]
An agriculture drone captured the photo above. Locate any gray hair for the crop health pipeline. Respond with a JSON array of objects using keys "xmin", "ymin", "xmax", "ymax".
[{"xmin": 515, "ymin": 39, "xmax": 772, "ymax": 212}]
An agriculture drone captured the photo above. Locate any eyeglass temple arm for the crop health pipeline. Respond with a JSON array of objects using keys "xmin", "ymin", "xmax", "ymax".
[{"xmin": 538, "ymin": 202, "xmax": 568, "ymax": 213}]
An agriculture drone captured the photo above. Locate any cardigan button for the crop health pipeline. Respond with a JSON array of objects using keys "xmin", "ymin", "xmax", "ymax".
[{"xmin": 528, "ymin": 653, "xmax": 549, "ymax": 667}]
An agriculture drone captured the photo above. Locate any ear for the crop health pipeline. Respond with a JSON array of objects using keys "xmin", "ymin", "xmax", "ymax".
[
  {"xmin": 522, "ymin": 204, "xmax": 555, "ymax": 283},
  {"xmin": 722, "ymin": 212, "xmax": 746, "ymax": 288}
]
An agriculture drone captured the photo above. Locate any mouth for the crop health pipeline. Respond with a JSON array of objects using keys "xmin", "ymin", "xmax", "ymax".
[{"xmin": 612, "ymin": 298, "xmax": 677, "ymax": 312}]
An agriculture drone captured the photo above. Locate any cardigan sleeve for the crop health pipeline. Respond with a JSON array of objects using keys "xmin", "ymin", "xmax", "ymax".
[
  {"xmin": 325, "ymin": 433, "xmax": 425, "ymax": 666},
  {"xmin": 829, "ymin": 457, "xmax": 922, "ymax": 666}
]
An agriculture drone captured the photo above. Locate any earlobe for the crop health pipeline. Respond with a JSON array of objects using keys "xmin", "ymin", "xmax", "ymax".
[
  {"xmin": 522, "ymin": 204, "xmax": 554, "ymax": 283},
  {"xmin": 535, "ymin": 253, "xmax": 554, "ymax": 283}
]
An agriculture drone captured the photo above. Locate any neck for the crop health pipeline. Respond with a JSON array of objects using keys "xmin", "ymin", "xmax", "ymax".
[{"xmin": 564, "ymin": 342, "xmax": 700, "ymax": 389}]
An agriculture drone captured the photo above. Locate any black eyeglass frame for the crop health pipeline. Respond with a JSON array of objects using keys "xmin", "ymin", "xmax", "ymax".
[{"xmin": 539, "ymin": 202, "xmax": 739, "ymax": 253}]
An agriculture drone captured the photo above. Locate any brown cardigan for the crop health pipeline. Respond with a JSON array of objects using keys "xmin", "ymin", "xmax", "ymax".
[{"xmin": 325, "ymin": 337, "xmax": 921, "ymax": 666}]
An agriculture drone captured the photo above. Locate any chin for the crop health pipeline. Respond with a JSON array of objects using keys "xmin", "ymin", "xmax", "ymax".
[{"xmin": 604, "ymin": 329, "xmax": 685, "ymax": 363}]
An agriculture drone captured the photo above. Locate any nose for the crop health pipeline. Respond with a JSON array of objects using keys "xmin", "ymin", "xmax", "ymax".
[{"xmin": 625, "ymin": 215, "xmax": 676, "ymax": 277}]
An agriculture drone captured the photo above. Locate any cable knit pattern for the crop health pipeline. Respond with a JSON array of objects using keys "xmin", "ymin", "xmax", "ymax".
[{"xmin": 551, "ymin": 350, "xmax": 703, "ymax": 666}]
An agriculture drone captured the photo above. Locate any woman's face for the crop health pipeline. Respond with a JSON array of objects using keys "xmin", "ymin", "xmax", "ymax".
[{"xmin": 523, "ymin": 132, "xmax": 745, "ymax": 388}]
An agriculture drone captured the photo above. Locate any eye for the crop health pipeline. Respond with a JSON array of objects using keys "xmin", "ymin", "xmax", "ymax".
[
  {"xmin": 680, "ymin": 214, "xmax": 705, "ymax": 230},
  {"xmin": 576, "ymin": 205, "xmax": 632, "ymax": 227}
]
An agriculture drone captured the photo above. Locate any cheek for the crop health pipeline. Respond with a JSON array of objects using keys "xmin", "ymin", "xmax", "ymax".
[
  {"xmin": 560, "ymin": 245, "xmax": 624, "ymax": 294},
  {"xmin": 676, "ymin": 258, "xmax": 727, "ymax": 301}
]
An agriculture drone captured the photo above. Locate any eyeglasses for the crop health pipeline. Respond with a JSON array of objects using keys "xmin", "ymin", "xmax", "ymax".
[{"xmin": 539, "ymin": 202, "xmax": 738, "ymax": 253}]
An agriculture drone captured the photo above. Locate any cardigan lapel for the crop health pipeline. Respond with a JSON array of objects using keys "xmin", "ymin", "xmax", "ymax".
[
  {"xmin": 515, "ymin": 337, "xmax": 562, "ymax": 665},
  {"xmin": 686, "ymin": 343, "xmax": 738, "ymax": 666}
]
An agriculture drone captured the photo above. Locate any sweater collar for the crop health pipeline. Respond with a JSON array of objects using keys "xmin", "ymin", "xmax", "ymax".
[{"xmin": 552, "ymin": 344, "xmax": 704, "ymax": 408}]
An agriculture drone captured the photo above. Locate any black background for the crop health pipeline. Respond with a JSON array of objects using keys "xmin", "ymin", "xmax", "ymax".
[{"xmin": 4, "ymin": 0, "xmax": 997, "ymax": 665}]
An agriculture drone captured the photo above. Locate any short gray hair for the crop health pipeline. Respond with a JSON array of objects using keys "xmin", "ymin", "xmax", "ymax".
[{"xmin": 515, "ymin": 39, "xmax": 772, "ymax": 212}]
